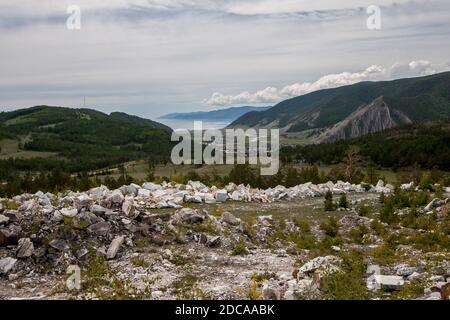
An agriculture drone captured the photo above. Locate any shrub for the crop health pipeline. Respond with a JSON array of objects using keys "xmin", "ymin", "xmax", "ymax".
[
  {"xmin": 392, "ymin": 280, "xmax": 429, "ymax": 300},
  {"xmin": 349, "ymin": 225, "xmax": 369, "ymax": 244},
  {"xmin": 339, "ymin": 194, "xmax": 348, "ymax": 209},
  {"xmin": 320, "ymin": 251, "xmax": 370, "ymax": 300},
  {"xmin": 231, "ymin": 240, "xmax": 248, "ymax": 256},
  {"xmin": 320, "ymin": 217, "xmax": 340, "ymax": 237},
  {"xmin": 372, "ymin": 243, "xmax": 397, "ymax": 264},
  {"xmin": 370, "ymin": 219, "xmax": 385, "ymax": 236},
  {"xmin": 380, "ymin": 200, "xmax": 397, "ymax": 224},
  {"xmin": 379, "ymin": 192, "xmax": 385, "ymax": 204},
  {"xmin": 358, "ymin": 205, "xmax": 371, "ymax": 217},
  {"xmin": 324, "ymin": 191, "xmax": 335, "ymax": 211}
]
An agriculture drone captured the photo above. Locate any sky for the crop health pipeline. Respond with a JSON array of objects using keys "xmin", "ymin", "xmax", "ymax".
[{"xmin": 0, "ymin": 0, "xmax": 449, "ymax": 119}]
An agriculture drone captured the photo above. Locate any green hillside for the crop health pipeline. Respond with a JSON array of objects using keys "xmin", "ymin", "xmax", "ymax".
[
  {"xmin": 281, "ymin": 120, "xmax": 450, "ymax": 171},
  {"xmin": 0, "ymin": 106, "xmax": 173, "ymax": 173},
  {"xmin": 110, "ymin": 111, "xmax": 172, "ymax": 132},
  {"xmin": 230, "ymin": 72, "xmax": 450, "ymax": 132}
]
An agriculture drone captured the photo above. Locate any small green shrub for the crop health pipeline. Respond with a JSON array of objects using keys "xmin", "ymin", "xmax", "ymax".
[
  {"xmin": 320, "ymin": 217, "xmax": 340, "ymax": 237},
  {"xmin": 324, "ymin": 191, "xmax": 335, "ymax": 211},
  {"xmin": 321, "ymin": 250, "xmax": 370, "ymax": 300},
  {"xmin": 339, "ymin": 194, "xmax": 348, "ymax": 209},
  {"xmin": 358, "ymin": 205, "xmax": 371, "ymax": 217},
  {"xmin": 231, "ymin": 240, "xmax": 248, "ymax": 256}
]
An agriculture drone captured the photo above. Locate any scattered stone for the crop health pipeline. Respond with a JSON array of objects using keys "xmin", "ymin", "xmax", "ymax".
[
  {"xmin": 221, "ymin": 212, "xmax": 240, "ymax": 226},
  {"xmin": 367, "ymin": 275, "xmax": 404, "ymax": 291},
  {"xmin": 162, "ymin": 249, "xmax": 173, "ymax": 260},
  {"xmin": 298, "ymin": 256, "xmax": 341, "ymax": 278},
  {"xmin": 151, "ymin": 290, "xmax": 164, "ymax": 299},
  {"xmin": 91, "ymin": 205, "xmax": 108, "ymax": 215},
  {"xmin": 0, "ymin": 257, "xmax": 17, "ymax": 275},
  {"xmin": 0, "ymin": 214, "xmax": 10, "ymax": 225},
  {"xmin": 426, "ymin": 292, "xmax": 442, "ymax": 300},
  {"xmin": 394, "ymin": 264, "xmax": 418, "ymax": 277},
  {"xmin": 407, "ymin": 272, "xmax": 423, "ymax": 281},
  {"xmin": 204, "ymin": 193, "xmax": 216, "ymax": 204},
  {"xmin": 194, "ymin": 233, "xmax": 208, "ymax": 244},
  {"xmin": 60, "ymin": 208, "xmax": 78, "ymax": 218},
  {"xmin": 76, "ymin": 248, "xmax": 89, "ymax": 259},
  {"xmin": 87, "ymin": 222, "xmax": 111, "ymax": 236},
  {"xmin": 0, "ymin": 229, "xmax": 19, "ymax": 246},
  {"xmin": 106, "ymin": 235, "xmax": 125, "ymax": 260},
  {"xmin": 262, "ymin": 280, "xmax": 281, "ymax": 300},
  {"xmin": 16, "ymin": 238, "xmax": 34, "ymax": 258},
  {"xmin": 206, "ymin": 236, "xmax": 221, "ymax": 248},
  {"xmin": 231, "ymin": 191, "xmax": 242, "ymax": 201},
  {"xmin": 176, "ymin": 208, "xmax": 204, "ymax": 224},
  {"xmin": 49, "ymin": 239, "xmax": 69, "ymax": 251},
  {"xmin": 75, "ymin": 194, "xmax": 93, "ymax": 210},
  {"xmin": 424, "ymin": 198, "xmax": 447, "ymax": 212},
  {"xmin": 122, "ymin": 198, "xmax": 135, "ymax": 216},
  {"xmin": 216, "ymin": 190, "xmax": 228, "ymax": 202},
  {"xmin": 2, "ymin": 211, "xmax": 21, "ymax": 223},
  {"xmin": 106, "ymin": 190, "xmax": 125, "ymax": 207}
]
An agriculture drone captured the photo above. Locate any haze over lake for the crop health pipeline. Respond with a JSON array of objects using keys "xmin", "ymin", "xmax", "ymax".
[{"xmin": 158, "ymin": 119, "xmax": 230, "ymax": 130}]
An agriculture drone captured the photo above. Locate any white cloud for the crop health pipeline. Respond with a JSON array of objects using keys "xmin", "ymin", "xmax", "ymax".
[
  {"xmin": 224, "ymin": 0, "xmax": 418, "ymax": 16},
  {"xmin": 204, "ymin": 61, "xmax": 447, "ymax": 106},
  {"xmin": 0, "ymin": 0, "xmax": 427, "ymax": 19}
]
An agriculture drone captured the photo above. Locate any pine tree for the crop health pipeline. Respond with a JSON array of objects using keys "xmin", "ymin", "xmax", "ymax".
[
  {"xmin": 339, "ymin": 194, "xmax": 348, "ymax": 208},
  {"xmin": 324, "ymin": 191, "xmax": 335, "ymax": 211}
]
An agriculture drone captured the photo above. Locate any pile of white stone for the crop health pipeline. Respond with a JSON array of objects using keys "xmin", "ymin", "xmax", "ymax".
[
  {"xmin": 2, "ymin": 179, "xmax": 401, "ymax": 215},
  {"xmin": 98, "ymin": 179, "xmax": 397, "ymax": 211}
]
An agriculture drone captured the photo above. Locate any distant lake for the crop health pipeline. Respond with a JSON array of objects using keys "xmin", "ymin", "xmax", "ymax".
[{"xmin": 158, "ymin": 119, "xmax": 231, "ymax": 130}]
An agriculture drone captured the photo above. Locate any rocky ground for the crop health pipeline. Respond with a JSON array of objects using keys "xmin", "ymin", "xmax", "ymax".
[{"xmin": 0, "ymin": 180, "xmax": 449, "ymax": 300}]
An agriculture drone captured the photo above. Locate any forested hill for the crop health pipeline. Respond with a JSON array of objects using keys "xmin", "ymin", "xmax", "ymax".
[
  {"xmin": 0, "ymin": 106, "xmax": 173, "ymax": 173},
  {"xmin": 281, "ymin": 120, "xmax": 450, "ymax": 171},
  {"xmin": 110, "ymin": 111, "xmax": 171, "ymax": 132},
  {"xmin": 229, "ymin": 71, "xmax": 450, "ymax": 136}
]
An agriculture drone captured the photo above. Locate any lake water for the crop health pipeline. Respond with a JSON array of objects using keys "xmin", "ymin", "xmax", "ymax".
[{"xmin": 158, "ymin": 119, "xmax": 231, "ymax": 130}]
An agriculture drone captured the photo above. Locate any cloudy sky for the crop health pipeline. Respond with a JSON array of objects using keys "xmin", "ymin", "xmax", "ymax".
[{"xmin": 0, "ymin": 0, "xmax": 449, "ymax": 119}]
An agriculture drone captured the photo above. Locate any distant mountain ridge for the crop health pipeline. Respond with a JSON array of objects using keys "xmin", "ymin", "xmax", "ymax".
[
  {"xmin": 160, "ymin": 106, "xmax": 271, "ymax": 122},
  {"xmin": 229, "ymin": 72, "xmax": 450, "ymax": 141},
  {"xmin": 110, "ymin": 112, "xmax": 171, "ymax": 132}
]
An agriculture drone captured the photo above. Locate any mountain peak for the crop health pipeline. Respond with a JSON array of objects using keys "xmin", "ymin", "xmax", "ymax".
[{"xmin": 229, "ymin": 71, "xmax": 450, "ymax": 139}]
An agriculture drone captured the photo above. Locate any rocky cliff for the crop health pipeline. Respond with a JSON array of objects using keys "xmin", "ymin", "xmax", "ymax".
[{"xmin": 317, "ymin": 96, "xmax": 412, "ymax": 142}]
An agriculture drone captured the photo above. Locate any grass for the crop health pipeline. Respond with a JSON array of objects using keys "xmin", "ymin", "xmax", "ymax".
[
  {"xmin": 320, "ymin": 250, "xmax": 370, "ymax": 300},
  {"xmin": 170, "ymin": 254, "xmax": 193, "ymax": 266},
  {"xmin": 230, "ymin": 240, "xmax": 248, "ymax": 256},
  {"xmin": 190, "ymin": 219, "xmax": 220, "ymax": 235},
  {"xmin": 91, "ymin": 160, "xmax": 236, "ymax": 181},
  {"xmin": 81, "ymin": 253, "xmax": 152, "ymax": 300},
  {"xmin": 236, "ymin": 275, "xmax": 263, "ymax": 300},
  {"xmin": 270, "ymin": 219, "xmax": 316, "ymax": 252},
  {"xmin": 131, "ymin": 257, "xmax": 149, "ymax": 268},
  {"xmin": 371, "ymin": 243, "xmax": 398, "ymax": 265},
  {"xmin": 253, "ymin": 271, "xmax": 276, "ymax": 283},
  {"xmin": 171, "ymin": 271, "xmax": 210, "ymax": 300},
  {"xmin": 391, "ymin": 280, "xmax": 430, "ymax": 300},
  {"xmin": 1, "ymin": 199, "xmax": 20, "ymax": 210},
  {"xmin": 0, "ymin": 138, "xmax": 57, "ymax": 159}
]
